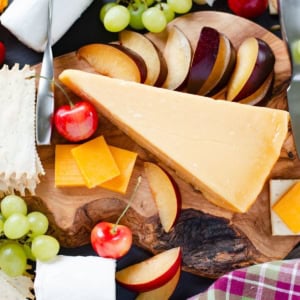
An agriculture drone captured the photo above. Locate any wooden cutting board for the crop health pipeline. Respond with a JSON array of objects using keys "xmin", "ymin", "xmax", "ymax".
[{"xmin": 26, "ymin": 11, "xmax": 300, "ymax": 279}]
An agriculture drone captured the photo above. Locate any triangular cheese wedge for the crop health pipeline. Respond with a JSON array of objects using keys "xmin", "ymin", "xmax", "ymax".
[{"xmin": 59, "ymin": 70, "xmax": 289, "ymax": 213}]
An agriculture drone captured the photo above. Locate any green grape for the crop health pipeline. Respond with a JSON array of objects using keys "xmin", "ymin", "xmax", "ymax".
[
  {"xmin": 27, "ymin": 211, "xmax": 49, "ymax": 236},
  {"xmin": 99, "ymin": 2, "xmax": 117, "ymax": 23},
  {"xmin": 0, "ymin": 219, "xmax": 3, "ymax": 233},
  {"xmin": 142, "ymin": 7, "xmax": 167, "ymax": 33},
  {"xmin": 292, "ymin": 40, "xmax": 300, "ymax": 64},
  {"xmin": 145, "ymin": 0, "xmax": 154, "ymax": 6},
  {"xmin": 23, "ymin": 244, "xmax": 36, "ymax": 261},
  {"xmin": 31, "ymin": 235, "xmax": 60, "ymax": 262},
  {"xmin": 103, "ymin": 5, "xmax": 130, "ymax": 32},
  {"xmin": 128, "ymin": 1, "xmax": 146, "ymax": 30},
  {"xmin": 167, "ymin": 0, "xmax": 192, "ymax": 14},
  {"xmin": 0, "ymin": 242, "xmax": 27, "ymax": 277},
  {"xmin": 155, "ymin": 2, "xmax": 175, "ymax": 23},
  {"xmin": 0, "ymin": 195, "xmax": 27, "ymax": 218},
  {"xmin": 3, "ymin": 213, "xmax": 30, "ymax": 239}
]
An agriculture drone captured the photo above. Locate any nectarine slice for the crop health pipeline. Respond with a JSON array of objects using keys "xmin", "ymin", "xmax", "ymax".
[
  {"xmin": 226, "ymin": 37, "xmax": 275, "ymax": 101},
  {"xmin": 119, "ymin": 30, "xmax": 167, "ymax": 86},
  {"xmin": 116, "ymin": 247, "xmax": 181, "ymax": 292},
  {"xmin": 239, "ymin": 71, "xmax": 273, "ymax": 105},
  {"xmin": 144, "ymin": 162, "xmax": 181, "ymax": 233},
  {"xmin": 187, "ymin": 26, "xmax": 220, "ymax": 94},
  {"xmin": 77, "ymin": 43, "xmax": 147, "ymax": 83},
  {"xmin": 162, "ymin": 26, "xmax": 192, "ymax": 90},
  {"xmin": 198, "ymin": 32, "xmax": 236, "ymax": 96},
  {"xmin": 136, "ymin": 263, "xmax": 181, "ymax": 299}
]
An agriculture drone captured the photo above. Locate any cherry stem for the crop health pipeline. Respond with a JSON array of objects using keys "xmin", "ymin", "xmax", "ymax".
[
  {"xmin": 26, "ymin": 75, "xmax": 74, "ymax": 107},
  {"xmin": 111, "ymin": 176, "xmax": 142, "ymax": 234}
]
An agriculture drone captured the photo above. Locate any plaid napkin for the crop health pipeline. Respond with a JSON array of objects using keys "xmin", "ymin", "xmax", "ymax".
[{"xmin": 188, "ymin": 259, "xmax": 300, "ymax": 300}]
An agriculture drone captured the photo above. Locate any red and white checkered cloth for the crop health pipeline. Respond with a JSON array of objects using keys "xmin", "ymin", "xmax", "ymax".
[{"xmin": 188, "ymin": 259, "xmax": 300, "ymax": 300}]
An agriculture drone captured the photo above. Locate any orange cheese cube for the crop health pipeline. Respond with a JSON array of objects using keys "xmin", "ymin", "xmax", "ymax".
[
  {"xmin": 55, "ymin": 144, "xmax": 85, "ymax": 187},
  {"xmin": 100, "ymin": 146, "xmax": 138, "ymax": 194},
  {"xmin": 71, "ymin": 136, "xmax": 120, "ymax": 188},
  {"xmin": 272, "ymin": 182, "xmax": 300, "ymax": 233}
]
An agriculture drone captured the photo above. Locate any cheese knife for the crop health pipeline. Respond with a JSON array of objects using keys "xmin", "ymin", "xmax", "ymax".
[
  {"xmin": 36, "ymin": 0, "xmax": 54, "ymax": 145},
  {"xmin": 278, "ymin": 0, "xmax": 300, "ymax": 157}
]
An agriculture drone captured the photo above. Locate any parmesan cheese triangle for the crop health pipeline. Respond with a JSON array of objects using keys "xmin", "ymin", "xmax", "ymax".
[
  {"xmin": 59, "ymin": 70, "xmax": 289, "ymax": 213},
  {"xmin": 0, "ymin": 64, "xmax": 44, "ymax": 195}
]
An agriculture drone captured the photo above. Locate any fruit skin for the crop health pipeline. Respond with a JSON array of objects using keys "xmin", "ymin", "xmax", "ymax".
[
  {"xmin": 116, "ymin": 247, "xmax": 182, "ymax": 292},
  {"xmin": 0, "ymin": 42, "xmax": 5, "ymax": 65},
  {"xmin": 227, "ymin": 0, "xmax": 268, "ymax": 19},
  {"xmin": 53, "ymin": 101, "xmax": 99, "ymax": 142},
  {"xmin": 91, "ymin": 221, "xmax": 132, "ymax": 259},
  {"xmin": 226, "ymin": 37, "xmax": 275, "ymax": 103},
  {"xmin": 187, "ymin": 26, "xmax": 217, "ymax": 94}
]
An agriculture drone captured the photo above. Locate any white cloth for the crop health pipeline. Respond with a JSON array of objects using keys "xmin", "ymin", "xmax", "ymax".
[
  {"xmin": 0, "ymin": 0, "xmax": 93, "ymax": 52},
  {"xmin": 34, "ymin": 255, "xmax": 116, "ymax": 300}
]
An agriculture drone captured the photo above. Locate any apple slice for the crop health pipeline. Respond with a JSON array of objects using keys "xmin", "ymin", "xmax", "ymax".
[
  {"xmin": 116, "ymin": 247, "xmax": 181, "ymax": 292},
  {"xmin": 77, "ymin": 43, "xmax": 147, "ymax": 83},
  {"xmin": 187, "ymin": 26, "xmax": 236, "ymax": 96},
  {"xmin": 144, "ymin": 162, "xmax": 181, "ymax": 233},
  {"xmin": 161, "ymin": 26, "xmax": 192, "ymax": 90},
  {"xmin": 119, "ymin": 30, "xmax": 168, "ymax": 86},
  {"xmin": 136, "ymin": 263, "xmax": 181, "ymax": 300},
  {"xmin": 226, "ymin": 37, "xmax": 275, "ymax": 102}
]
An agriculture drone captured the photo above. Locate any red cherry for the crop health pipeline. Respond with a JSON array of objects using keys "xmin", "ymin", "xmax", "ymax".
[
  {"xmin": 0, "ymin": 42, "xmax": 6, "ymax": 65},
  {"xmin": 91, "ymin": 222, "xmax": 132, "ymax": 259},
  {"xmin": 54, "ymin": 101, "xmax": 98, "ymax": 142},
  {"xmin": 227, "ymin": 0, "xmax": 268, "ymax": 19}
]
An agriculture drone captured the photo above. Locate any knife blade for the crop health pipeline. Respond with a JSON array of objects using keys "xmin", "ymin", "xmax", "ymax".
[
  {"xmin": 279, "ymin": 0, "xmax": 300, "ymax": 157},
  {"xmin": 36, "ymin": 0, "xmax": 54, "ymax": 145}
]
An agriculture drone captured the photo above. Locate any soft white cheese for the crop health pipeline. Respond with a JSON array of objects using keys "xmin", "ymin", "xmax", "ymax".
[
  {"xmin": 34, "ymin": 255, "xmax": 116, "ymax": 300},
  {"xmin": 269, "ymin": 179, "xmax": 300, "ymax": 235},
  {"xmin": 0, "ymin": 0, "xmax": 93, "ymax": 52}
]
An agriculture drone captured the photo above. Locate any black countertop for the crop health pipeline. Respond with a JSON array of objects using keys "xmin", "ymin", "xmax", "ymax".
[{"xmin": 0, "ymin": 1, "xmax": 283, "ymax": 299}]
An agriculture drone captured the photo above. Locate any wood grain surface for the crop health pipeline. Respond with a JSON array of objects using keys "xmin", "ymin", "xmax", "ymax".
[{"xmin": 26, "ymin": 11, "xmax": 300, "ymax": 278}]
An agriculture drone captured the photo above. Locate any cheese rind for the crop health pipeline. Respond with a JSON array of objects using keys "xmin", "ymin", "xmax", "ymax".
[
  {"xmin": 71, "ymin": 136, "xmax": 120, "ymax": 188},
  {"xmin": 59, "ymin": 70, "xmax": 289, "ymax": 213}
]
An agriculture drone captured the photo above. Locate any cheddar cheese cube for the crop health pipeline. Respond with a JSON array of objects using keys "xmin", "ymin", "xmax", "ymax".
[
  {"xmin": 272, "ymin": 181, "xmax": 300, "ymax": 234},
  {"xmin": 71, "ymin": 136, "xmax": 120, "ymax": 188}
]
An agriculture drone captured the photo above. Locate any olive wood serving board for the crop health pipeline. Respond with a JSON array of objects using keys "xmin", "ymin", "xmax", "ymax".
[{"xmin": 26, "ymin": 11, "xmax": 300, "ymax": 278}]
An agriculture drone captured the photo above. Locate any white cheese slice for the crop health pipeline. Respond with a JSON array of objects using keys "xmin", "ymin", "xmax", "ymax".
[
  {"xmin": 0, "ymin": 0, "xmax": 93, "ymax": 52},
  {"xmin": 0, "ymin": 64, "xmax": 44, "ymax": 195},
  {"xmin": 59, "ymin": 70, "xmax": 289, "ymax": 213},
  {"xmin": 269, "ymin": 179, "xmax": 300, "ymax": 235},
  {"xmin": 34, "ymin": 255, "xmax": 116, "ymax": 300}
]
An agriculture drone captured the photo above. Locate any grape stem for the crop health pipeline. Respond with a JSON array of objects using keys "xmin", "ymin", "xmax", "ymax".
[
  {"xmin": 26, "ymin": 75, "xmax": 74, "ymax": 107},
  {"xmin": 111, "ymin": 176, "xmax": 142, "ymax": 234}
]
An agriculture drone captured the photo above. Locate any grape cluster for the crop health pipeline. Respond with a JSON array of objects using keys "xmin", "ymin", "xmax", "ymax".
[
  {"xmin": 100, "ymin": 0, "xmax": 193, "ymax": 33},
  {"xmin": 0, "ymin": 195, "xmax": 60, "ymax": 277}
]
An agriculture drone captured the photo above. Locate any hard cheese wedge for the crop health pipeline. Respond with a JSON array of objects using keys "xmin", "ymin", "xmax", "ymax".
[
  {"xmin": 272, "ymin": 180, "xmax": 300, "ymax": 234},
  {"xmin": 71, "ymin": 136, "xmax": 120, "ymax": 188},
  {"xmin": 55, "ymin": 143, "xmax": 137, "ymax": 194},
  {"xmin": 59, "ymin": 70, "xmax": 289, "ymax": 213}
]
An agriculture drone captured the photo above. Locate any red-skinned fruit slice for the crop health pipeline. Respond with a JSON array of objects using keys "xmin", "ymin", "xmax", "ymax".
[
  {"xmin": 239, "ymin": 71, "xmax": 274, "ymax": 105},
  {"xmin": 226, "ymin": 37, "xmax": 275, "ymax": 102},
  {"xmin": 144, "ymin": 162, "xmax": 181, "ymax": 233},
  {"xmin": 187, "ymin": 26, "xmax": 220, "ymax": 94},
  {"xmin": 162, "ymin": 26, "xmax": 192, "ymax": 90},
  {"xmin": 77, "ymin": 43, "xmax": 147, "ymax": 83},
  {"xmin": 136, "ymin": 262, "xmax": 181, "ymax": 299},
  {"xmin": 118, "ymin": 30, "xmax": 167, "ymax": 86},
  {"xmin": 116, "ymin": 247, "xmax": 182, "ymax": 292}
]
